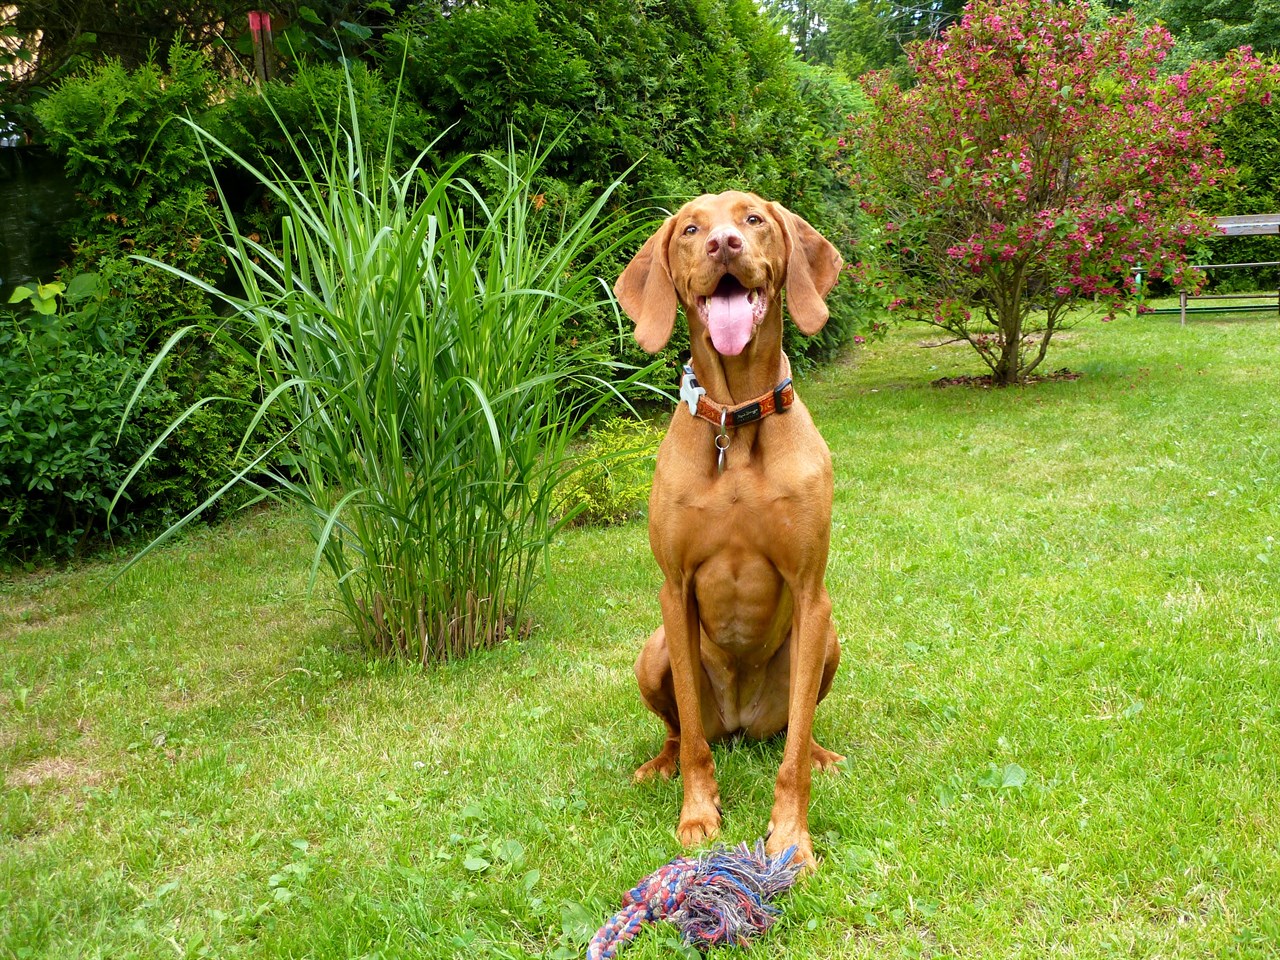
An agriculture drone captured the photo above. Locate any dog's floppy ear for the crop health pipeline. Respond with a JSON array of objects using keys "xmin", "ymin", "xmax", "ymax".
[
  {"xmin": 771, "ymin": 203, "xmax": 843, "ymax": 336},
  {"xmin": 615, "ymin": 216, "xmax": 679, "ymax": 354}
]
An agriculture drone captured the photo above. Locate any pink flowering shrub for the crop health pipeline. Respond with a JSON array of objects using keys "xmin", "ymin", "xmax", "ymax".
[{"xmin": 847, "ymin": 0, "xmax": 1278, "ymax": 384}]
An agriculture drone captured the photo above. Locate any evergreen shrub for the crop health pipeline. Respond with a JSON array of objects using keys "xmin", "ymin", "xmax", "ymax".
[
  {"xmin": 388, "ymin": 0, "xmax": 867, "ymax": 369},
  {"xmin": 23, "ymin": 44, "xmax": 266, "ymax": 557},
  {"xmin": 559, "ymin": 417, "xmax": 664, "ymax": 527},
  {"xmin": 1200, "ymin": 99, "xmax": 1280, "ymax": 291},
  {"xmin": 1, "ymin": 276, "xmax": 162, "ymax": 558}
]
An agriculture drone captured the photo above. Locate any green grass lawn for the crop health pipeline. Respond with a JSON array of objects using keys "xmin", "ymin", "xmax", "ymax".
[{"xmin": 4, "ymin": 308, "xmax": 1280, "ymax": 958}]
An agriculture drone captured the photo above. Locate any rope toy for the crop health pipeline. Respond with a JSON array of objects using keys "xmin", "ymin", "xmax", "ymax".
[{"xmin": 587, "ymin": 840, "xmax": 801, "ymax": 959}]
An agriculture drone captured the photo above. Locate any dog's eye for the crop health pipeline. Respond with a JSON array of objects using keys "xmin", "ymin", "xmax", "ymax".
[
  {"xmin": 683, "ymin": 224, "xmax": 698, "ymax": 235},
  {"xmin": 746, "ymin": 214, "xmax": 763, "ymax": 226}
]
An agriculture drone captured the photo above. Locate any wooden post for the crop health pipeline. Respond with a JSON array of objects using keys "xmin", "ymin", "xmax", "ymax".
[
  {"xmin": 261, "ymin": 13, "xmax": 274, "ymax": 81},
  {"xmin": 249, "ymin": 11, "xmax": 267, "ymax": 85}
]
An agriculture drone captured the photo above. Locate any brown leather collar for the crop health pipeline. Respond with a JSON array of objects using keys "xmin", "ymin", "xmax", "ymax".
[{"xmin": 679, "ymin": 356, "xmax": 795, "ymax": 428}]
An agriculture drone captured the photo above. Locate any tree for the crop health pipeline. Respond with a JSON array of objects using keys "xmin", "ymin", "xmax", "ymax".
[
  {"xmin": 847, "ymin": 0, "xmax": 1278, "ymax": 384},
  {"xmin": 758, "ymin": 0, "xmax": 828, "ymax": 60},
  {"xmin": 817, "ymin": 0, "xmax": 902, "ymax": 77},
  {"xmin": 1132, "ymin": 0, "xmax": 1280, "ymax": 63},
  {"xmin": 759, "ymin": 0, "xmax": 967, "ymax": 75}
]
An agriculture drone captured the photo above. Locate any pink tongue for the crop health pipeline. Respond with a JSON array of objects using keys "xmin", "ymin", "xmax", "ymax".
[{"xmin": 706, "ymin": 291, "xmax": 754, "ymax": 356}]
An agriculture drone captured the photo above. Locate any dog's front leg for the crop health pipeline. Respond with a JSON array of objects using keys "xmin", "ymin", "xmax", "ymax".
[
  {"xmin": 766, "ymin": 584, "xmax": 833, "ymax": 871},
  {"xmin": 659, "ymin": 579, "xmax": 722, "ymax": 845}
]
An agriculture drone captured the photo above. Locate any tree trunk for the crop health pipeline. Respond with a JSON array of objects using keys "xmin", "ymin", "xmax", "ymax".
[{"xmin": 995, "ymin": 303, "xmax": 1023, "ymax": 385}]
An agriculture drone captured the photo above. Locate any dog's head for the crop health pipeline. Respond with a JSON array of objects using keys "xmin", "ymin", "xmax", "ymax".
[{"xmin": 615, "ymin": 191, "xmax": 843, "ymax": 356}]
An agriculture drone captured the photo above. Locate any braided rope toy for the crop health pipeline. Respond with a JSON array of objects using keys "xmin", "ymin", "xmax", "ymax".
[{"xmin": 586, "ymin": 840, "xmax": 801, "ymax": 959}]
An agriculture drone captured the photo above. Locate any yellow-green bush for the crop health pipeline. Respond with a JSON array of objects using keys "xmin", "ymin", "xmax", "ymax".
[{"xmin": 559, "ymin": 417, "xmax": 664, "ymax": 527}]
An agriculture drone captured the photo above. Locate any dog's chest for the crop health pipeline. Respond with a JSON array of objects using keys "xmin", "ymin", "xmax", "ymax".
[
  {"xmin": 657, "ymin": 467, "xmax": 786, "ymax": 556},
  {"xmin": 651, "ymin": 437, "xmax": 826, "ymax": 559},
  {"xmin": 656, "ymin": 471, "xmax": 813, "ymax": 643},
  {"xmin": 691, "ymin": 544, "xmax": 791, "ymax": 651}
]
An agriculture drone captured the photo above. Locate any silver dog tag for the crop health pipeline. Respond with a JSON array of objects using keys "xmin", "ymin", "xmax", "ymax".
[{"xmin": 714, "ymin": 407, "xmax": 732, "ymax": 472}]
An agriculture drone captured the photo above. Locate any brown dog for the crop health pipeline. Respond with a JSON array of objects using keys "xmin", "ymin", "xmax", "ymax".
[{"xmin": 615, "ymin": 191, "xmax": 844, "ymax": 871}]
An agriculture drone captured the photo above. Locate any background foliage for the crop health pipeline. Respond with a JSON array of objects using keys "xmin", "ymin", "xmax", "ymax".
[
  {"xmin": 759, "ymin": 0, "xmax": 1280, "ymax": 75},
  {"xmin": 0, "ymin": 271, "xmax": 247, "ymax": 560},
  {"xmin": 759, "ymin": 0, "xmax": 969, "ymax": 75},
  {"xmin": 2, "ymin": 0, "xmax": 867, "ymax": 560},
  {"xmin": 33, "ymin": 43, "xmax": 223, "ymax": 325},
  {"xmin": 3, "ymin": 0, "xmax": 1278, "ymax": 560},
  {"xmin": 1132, "ymin": 0, "xmax": 1280, "ymax": 63},
  {"xmin": 16, "ymin": 43, "xmax": 264, "ymax": 559},
  {"xmin": 0, "ymin": 1, "xmax": 402, "ymax": 120},
  {"xmin": 1, "ymin": 277, "xmax": 144, "ymax": 556},
  {"xmin": 1199, "ymin": 98, "xmax": 1280, "ymax": 289},
  {"xmin": 387, "ymin": 0, "xmax": 865, "ymax": 367},
  {"xmin": 208, "ymin": 59, "xmax": 429, "ymax": 237},
  {"xmin": 558, "ymin": 417, "xmax": 664, "ymax": 527}
]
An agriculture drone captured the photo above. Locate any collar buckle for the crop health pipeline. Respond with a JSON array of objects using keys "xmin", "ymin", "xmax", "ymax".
[
  {"xmin": 773, "ymin": 377, "xmax": 793, "ymax": 414},
  {"xmin": 679, "ymin": 364, "xmax": 706, "ymax": 418}
]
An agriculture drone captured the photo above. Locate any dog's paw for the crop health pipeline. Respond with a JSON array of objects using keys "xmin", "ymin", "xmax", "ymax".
[
  {"xmin": 810, "ymin": 740, "xmax": 845, "ymax": 773},
  {"xmin": 765, "ymin": 823, "xmax": 817, "ymax": 875},
  {"xmin": 633, "ymin": 742, "xmax": 679, "ymax": 783},
  {"xmin": 634, "ymin": 757, "xmax": 677, "ymax": 783},
  {"xmin": 677, "ymin": 797, "xmax": 722, "ymax": 846}
]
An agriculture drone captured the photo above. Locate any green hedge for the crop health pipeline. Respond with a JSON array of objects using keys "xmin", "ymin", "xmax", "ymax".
[
  {"xmin": 14, "ymin": 45, "xmax": 262, "ymax": 561},
  {"xmin": 1200, "ymin": 99, "xmax": 1280, "ymax": 290},
  {"xmin": 388, "ymin": 0, "xmax": 866, "ymax": 369}
]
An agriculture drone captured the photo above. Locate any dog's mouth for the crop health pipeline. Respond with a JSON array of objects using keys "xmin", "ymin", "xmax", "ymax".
[{"xmin": 697, "ymin": 275, "xmax": 767, "ymax": 357}]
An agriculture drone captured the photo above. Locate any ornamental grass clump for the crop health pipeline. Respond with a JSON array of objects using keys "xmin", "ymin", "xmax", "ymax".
[{"xmin": 117, "ymin": 83, "xmax": 649, "ymax": 663}]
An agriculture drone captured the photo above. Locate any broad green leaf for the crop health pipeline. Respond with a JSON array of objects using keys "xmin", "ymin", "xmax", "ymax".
[
  {"xmin": 339, "ymin": 20, "xmax": 372, "ymax": 40},
  {"xmin": 978, "ymin": 763, "xmax": 1027, "ymax": 790},
  {"xmin": 64, "ymin": 272, "xmax": 99, "ymax": 302},
  {"xmin": 495, "ymin": 838, "xmax": 525, "ymax": 865}
]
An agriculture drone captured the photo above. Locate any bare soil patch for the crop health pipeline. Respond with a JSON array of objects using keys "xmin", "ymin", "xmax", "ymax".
[
  {"xmin": 932, "ymin": 368, "xmax": 1083, "ymax": 389},
  {"xmin": 6, "ymin": 756, "xmax": 104, "ymax": 790}
]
